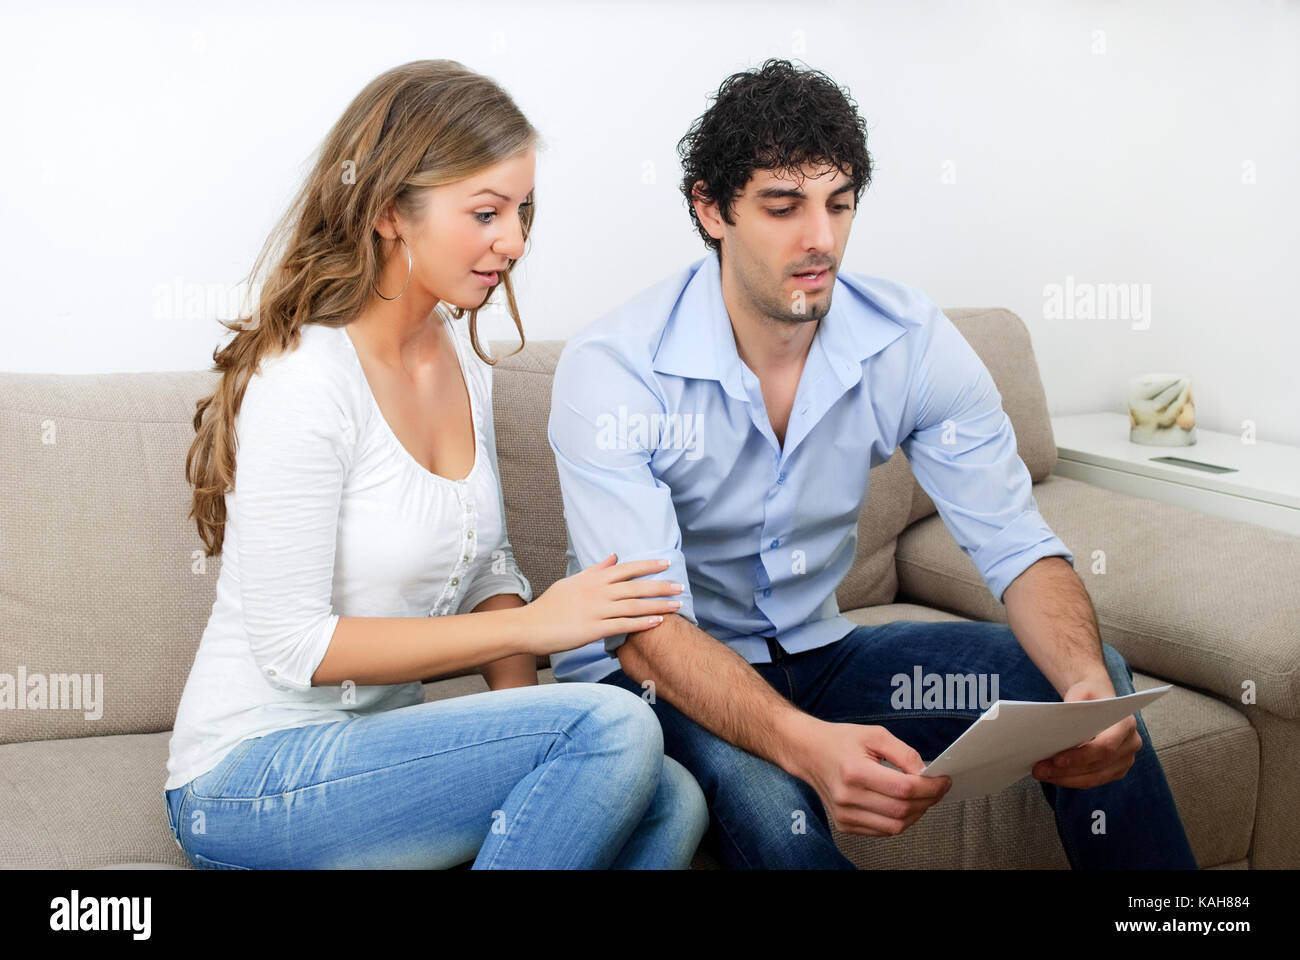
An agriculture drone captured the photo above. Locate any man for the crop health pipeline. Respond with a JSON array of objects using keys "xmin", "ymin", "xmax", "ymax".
[{"xmin": 547, "ymin": 59, "xmax": 1197, "ymax": 869}]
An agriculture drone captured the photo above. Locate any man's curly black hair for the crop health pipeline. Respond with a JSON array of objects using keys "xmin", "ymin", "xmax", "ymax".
[{"xmin": 677, "ymin": 59, "xmax": 872, "ymax": 256}]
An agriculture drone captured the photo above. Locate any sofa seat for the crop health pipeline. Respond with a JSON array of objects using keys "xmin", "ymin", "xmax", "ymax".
[{"xmin": 0, "ymin": 604, "xmax": 1256, "ymax": 870}]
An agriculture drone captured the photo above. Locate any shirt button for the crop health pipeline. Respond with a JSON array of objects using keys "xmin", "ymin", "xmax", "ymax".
[
  {"xmin": 265, "ymin": 667, "xmax": 276, "ymax": 676},
  {"xmin": 462, "ymin": 554, "xmax": 470, "ymax": 562},
  {"xmin": 763, "ymin": 588, "xmax": 772, "ymax": 598},
  {"xmin": 450, "ymin": 577, "xmax": 459, "ymax": 586},
  {"xmin": 769, "ymin": 539, "xmax": 780, "ymax": 549},
  {"xmin": 777, "ymin": 473, "xmax": 786, "ymax": 484},
  {"xmin": 466, "ymin": 531, "xmax": 474, "ymax": 539}
]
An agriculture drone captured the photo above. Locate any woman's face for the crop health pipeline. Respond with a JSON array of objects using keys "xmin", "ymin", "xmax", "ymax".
[{"xmin": 382, "ymin": 148, "xmax": 536, "ymax": 311}]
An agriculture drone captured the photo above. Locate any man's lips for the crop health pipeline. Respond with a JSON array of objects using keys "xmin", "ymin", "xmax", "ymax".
[{"xmin": 792, "ymin": 268, "xmax": 832, "ymax": 288}]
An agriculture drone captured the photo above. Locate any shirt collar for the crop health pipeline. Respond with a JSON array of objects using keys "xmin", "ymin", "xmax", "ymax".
[{"xmin": 652, "ymin": 252, "xmax": 908, "ymax": 398}]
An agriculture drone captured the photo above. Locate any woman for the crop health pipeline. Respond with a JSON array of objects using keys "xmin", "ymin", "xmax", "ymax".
[{"xmin": 165, "ymin": 60, "xmax": 707, "ymax": 869}]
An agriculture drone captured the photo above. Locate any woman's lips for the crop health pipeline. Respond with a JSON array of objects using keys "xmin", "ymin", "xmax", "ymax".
[{"xmin": 472, "ymin": 270, "xmax": 498, "ymax": 285}]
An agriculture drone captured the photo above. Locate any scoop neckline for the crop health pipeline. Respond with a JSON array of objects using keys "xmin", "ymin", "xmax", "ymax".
[{"xmin": 338, "ymin": 311, "xmax": 483, "ymax": 487}]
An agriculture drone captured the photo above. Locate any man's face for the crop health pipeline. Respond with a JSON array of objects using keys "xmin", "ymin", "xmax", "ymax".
[{"xmin": 697, "ymin": 162, "xmax": 856, "ymax": 325}]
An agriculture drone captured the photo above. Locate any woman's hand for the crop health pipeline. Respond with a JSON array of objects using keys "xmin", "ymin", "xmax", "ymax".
[{"xmin": 520, "ymin": 554, "xmax": 685, "ymax": 657}]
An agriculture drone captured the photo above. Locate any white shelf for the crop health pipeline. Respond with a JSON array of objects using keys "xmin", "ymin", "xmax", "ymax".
[{"xmin": 1049, "ymin": 413, "xmax": 1300, "ymax": 536}]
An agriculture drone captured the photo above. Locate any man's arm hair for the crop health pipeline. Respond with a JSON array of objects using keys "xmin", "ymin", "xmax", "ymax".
[{"xmin": 615, "ymin": 614, "xmax": 815, "ymax": 775}]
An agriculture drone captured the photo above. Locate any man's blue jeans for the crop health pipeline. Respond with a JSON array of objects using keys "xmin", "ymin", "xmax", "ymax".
[
  {"xmin": 598, "ymin": 619, "xmax": 1198, "ymax": 869},
  {"xmin": 163, "ymin": 682, "xmax": 708, "ymax": 869}
]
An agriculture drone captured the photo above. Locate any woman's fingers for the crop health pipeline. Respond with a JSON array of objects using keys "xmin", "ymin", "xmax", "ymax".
[
  {"xmin": 607, "ymin": 615, "xmax": 666, "ymax": 634},
  {"xmin": 608, "ymin": 598, "xmax": 683, "ymax": 619},
  {"xmin": 607, "ymin": 579, "xmax": 684, "ymax": 600},
  {"xmin": 603, "ymin": 559, "xmax": 672, "ymax": 582}
]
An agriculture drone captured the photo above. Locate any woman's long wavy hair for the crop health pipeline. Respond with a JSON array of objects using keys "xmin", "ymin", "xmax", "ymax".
[{"xmin": 186, "ymin": 59, "xmax": 538, "ymax": 557}]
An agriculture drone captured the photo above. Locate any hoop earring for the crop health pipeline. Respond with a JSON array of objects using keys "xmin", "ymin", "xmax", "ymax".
[{"xmin": 373, "ymin": 235, "xmax": 413, "ymax": 301}]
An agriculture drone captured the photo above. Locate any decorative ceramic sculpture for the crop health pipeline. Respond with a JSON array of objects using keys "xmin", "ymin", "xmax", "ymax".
[{"xmin": 1129, "ymin": 373, "xmax": 1196, "ymax": 446}]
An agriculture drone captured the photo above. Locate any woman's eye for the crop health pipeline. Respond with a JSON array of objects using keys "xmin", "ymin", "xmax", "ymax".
[{"xmin": 474, "ymin": 211, "xmax": 496, "ymax": 224}]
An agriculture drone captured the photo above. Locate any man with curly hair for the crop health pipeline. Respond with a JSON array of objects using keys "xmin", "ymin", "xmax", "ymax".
[{"xmin": 547, "ymin": 59, "xmax": 1196, "ymax": 870}]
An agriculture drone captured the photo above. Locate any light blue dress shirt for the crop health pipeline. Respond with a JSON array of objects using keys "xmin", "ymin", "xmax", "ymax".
[{"xmin": 547, "ymin": 251, "xmax": 1074, "ymax": 684}]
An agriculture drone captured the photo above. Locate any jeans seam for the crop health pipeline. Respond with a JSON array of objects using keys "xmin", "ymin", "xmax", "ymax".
[
  {"xmin": 480, "ymin": 727, "xmax": 576, "ymax": 869},
  {"xmin": 190, "ymin": 851, "xmax": 251, "ymax": 870},
  {"xmin": 709, "ymin": 805, "xmax": 757, "ymax": 869}
]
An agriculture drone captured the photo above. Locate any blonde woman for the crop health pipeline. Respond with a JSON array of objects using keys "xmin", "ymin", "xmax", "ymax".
[{"xmin": 165, "ymin": 60, "xmax": 707, "ymax": 869}]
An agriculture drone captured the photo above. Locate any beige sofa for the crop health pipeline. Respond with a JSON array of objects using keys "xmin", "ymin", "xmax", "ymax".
[{"xmin": 2, "ymin": 307, "xmax": 1297, "ymax": 869}]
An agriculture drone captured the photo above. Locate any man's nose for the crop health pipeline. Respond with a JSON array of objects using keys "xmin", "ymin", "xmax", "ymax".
[{"xmin": 801, "ymin": 206, "xmax": 835, "ymax": 252}]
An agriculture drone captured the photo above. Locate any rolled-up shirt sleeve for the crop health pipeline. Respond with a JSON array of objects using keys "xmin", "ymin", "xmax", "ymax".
[
  {"xmin": 548, "ymin": 340, "xmax": 697, "ymax": 655},
  {"xmin": 232, "ymin": 355, "xmax": 354, "ymax": 692},
  {"xmin": 899, "ymin": 305, "xmax": 1075, "ymax": 604},
  {"xmin": 457, "ymin": 363, "xmax": 533, "ymax": 614}
]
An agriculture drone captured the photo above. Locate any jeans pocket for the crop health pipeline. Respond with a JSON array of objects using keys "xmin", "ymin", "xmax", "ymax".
[{"xmin": 190, "ymin": 851, "xmax": 251, "ymax": 870}]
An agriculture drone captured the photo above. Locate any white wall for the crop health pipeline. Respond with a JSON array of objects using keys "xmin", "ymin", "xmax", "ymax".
[{"xmin": 3, "ymin": 0, "xmax": 1297, "ymax": 444}]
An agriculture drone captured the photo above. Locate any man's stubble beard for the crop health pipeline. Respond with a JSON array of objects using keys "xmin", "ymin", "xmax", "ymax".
[
  {"xmin": 760, "ymin": 279, "xmax": 828, "ymax": 326},
  {"xmin": 735, "ymin": 255, "xmax": 829, "ymax": 326}
]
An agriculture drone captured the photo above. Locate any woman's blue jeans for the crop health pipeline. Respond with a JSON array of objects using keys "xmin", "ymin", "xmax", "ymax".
[
  {"xmin": 163, "ymin": 682, "xmax": 708, "ymax": 869},
  {"xmin": 599, "ymin": 620, "xmax": 1199, "ymax": 870}
]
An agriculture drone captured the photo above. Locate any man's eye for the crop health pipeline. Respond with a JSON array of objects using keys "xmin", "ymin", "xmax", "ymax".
[
  {"xmin": 475, "ymin": 211, "xmax": 496, "ymax": 224},
  {"xmin": 834, "ymin": 204, "xmax": 853, "ymax": 212},
  {"xmin": 768, "ymin": 207, "xmax": 794, "ymax": 217}
]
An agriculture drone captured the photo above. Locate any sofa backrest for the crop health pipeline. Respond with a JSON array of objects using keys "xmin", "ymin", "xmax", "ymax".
[{"xmin": 0, "ymin": 306, "xmax": 1054, "ymax": 744}]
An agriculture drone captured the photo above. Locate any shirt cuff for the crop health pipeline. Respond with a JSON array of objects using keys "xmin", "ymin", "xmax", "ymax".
[
  {"xmin": 256, "ymin": 613, "xmax": 340, "ymax": 693},
  {"xmin": 972, "ymin": 508, "xmax": 1076, "ymax": 604},
  {"xmin": 600, "ymin": 546, "xmax": 696, "ymax": 656}
]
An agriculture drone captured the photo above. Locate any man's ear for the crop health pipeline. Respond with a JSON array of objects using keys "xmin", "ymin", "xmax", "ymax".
[{"xmin": 691, "ymin": 180, "xmax": 726, "ymax": 244}]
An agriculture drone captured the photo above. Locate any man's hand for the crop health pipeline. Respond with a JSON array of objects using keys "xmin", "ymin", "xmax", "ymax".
[
  {"xmin": 1032, "ymin": 678, "xmax": 1143, "ymax": 789},
  {"xmin": 786, "ymin": 716, "xmax": 952, "ymax": 837}
]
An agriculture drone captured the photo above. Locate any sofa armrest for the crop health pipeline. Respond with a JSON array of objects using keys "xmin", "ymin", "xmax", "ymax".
[{"xmin": 894, "ymin": 474, "xmax": 1300, "ymax": 720}]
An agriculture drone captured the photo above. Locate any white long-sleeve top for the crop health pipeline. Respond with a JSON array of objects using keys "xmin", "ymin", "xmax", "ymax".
[{"xmin": 165, "ymin": 311, "xmax": 533, "ymax": 791}]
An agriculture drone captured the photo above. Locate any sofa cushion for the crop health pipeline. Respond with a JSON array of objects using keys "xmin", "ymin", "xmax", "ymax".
[
  {"xmin": 0, "ymin": 371, "xmax": 221, "ymax": 745},
  {"xmin": 0, "ymin": 730, "xmax": 188, "ymax": 868},
  {"xmin": 895, "ymin": 473, "xmax": 1300, "ymax": 721}
]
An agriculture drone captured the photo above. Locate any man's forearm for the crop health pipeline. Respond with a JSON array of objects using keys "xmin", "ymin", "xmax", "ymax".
[
  {"xmin": 615, "ymin": 614, "xmax": 814, "ymax": 775},
  {"xmin": 1003, "ymin": 556, "xmax": 1113, "ymax": 696}
]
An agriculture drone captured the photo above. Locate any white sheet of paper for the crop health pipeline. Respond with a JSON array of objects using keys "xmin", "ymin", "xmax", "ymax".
[{"xmin": 919, "ymin": 685, "xmax": 1172, "ymax": 803}]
